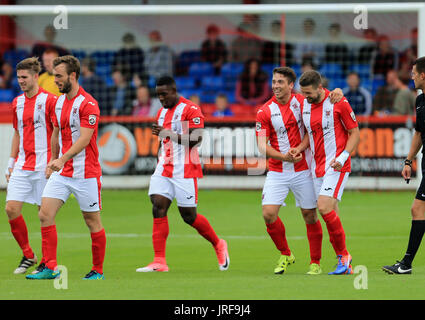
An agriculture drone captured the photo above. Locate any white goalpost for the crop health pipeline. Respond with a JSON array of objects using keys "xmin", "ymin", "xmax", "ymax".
[{"xmin": 0, "ymin": 3, "xmax": 423, "ymax": 190}]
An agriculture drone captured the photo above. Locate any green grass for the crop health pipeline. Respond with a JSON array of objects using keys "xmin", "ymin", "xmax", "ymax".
[{"xmin": 0, "ymin": 189, "xmax": 424, "ymax": 300}]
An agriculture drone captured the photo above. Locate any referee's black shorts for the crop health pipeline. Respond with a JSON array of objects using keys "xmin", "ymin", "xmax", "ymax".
[{"xmin": 416, "ymin": 156, "xmax": 425, "ymax": 201}]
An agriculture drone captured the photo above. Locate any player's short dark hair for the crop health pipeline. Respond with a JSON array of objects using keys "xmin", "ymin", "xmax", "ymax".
[
  {"xmin": 16, "ymin": 57, "xmax": 41, "ymax": 75},
  {"xmin": 273, "ymin": 67, "xmax": 296, "ymax": 84},
  {"xmin": 299, "ymin": 70, "xmax": 322, "ymax": 88},
  {"xmin": 414, "ymin": 56, "xmax": 425, "ymax": 75},
  {"xmin": 53, "ymin": 55, "xmax": 80, "ymax": 80},
  {"xmin": 156, "ymin": 75, "xmax": 176, "ymax": 88}
]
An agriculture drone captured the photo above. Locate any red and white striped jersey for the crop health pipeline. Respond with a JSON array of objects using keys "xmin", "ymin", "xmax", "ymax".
[
  {"xmin": 301, "ymin": 89, "xmax": 358, "ymax": 178},
  {"xmin": 256, "ymin": 94, "xmax": 310, "ymax": 173},
  {"xmin": 153, "ymin": 96, "xmax": 204, "ymax": 178},
  {"xmin": 52, "ymin": 86, "xmax": 102, "ymax": 179},
  {"xmin": 12, "ymin": 88, "xmax": 57, "ymax": 171}
]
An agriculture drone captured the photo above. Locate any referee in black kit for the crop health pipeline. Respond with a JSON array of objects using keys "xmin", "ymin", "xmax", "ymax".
[{"xmin": 383, "ymin": 56, "xmax": 425, "ymax": 274}]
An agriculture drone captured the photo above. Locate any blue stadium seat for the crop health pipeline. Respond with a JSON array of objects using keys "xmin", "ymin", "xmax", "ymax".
[
  {"xmin": 223, "ymin": 90, "xmax": 236, "ymax": 104},
  {"xmin": 319, "ymin": 63, "xmax": 343, "ymax": 78},
  {"xmin": 90, "ymin": 50, "xmax": 116, "ymax": 65},
  {"xmin": 71, "ymin": 50, "xmax": 87, "ymax": 61},
  {"xmin": 361, "ymin": 79, "xmax": 372, "ymax": 91},
  {"xmin": 221, "ymin": 62, "xmax": 244, "ymax": 78},
  {"xmin": 95, "ymin": 63, "xmax": 112, "ymax": 78},
  {"xmin": 201, "ymin": 76, "xmax": 224, "ymax": 91},
  {"xmin": 329, "ymin": 79, "xmax": 347, "ymax": 91},
  {"xmin": 176, "ymin": 50, "xmax": 201, "ymax": 75},
  {"xmin": 0, "ymin": 89, "xmax": 14, "ymax": 102},
  {"xmin": 175, "ymin": 76, "xmax": 197, "ymax": 90},
  {"xmin": 350, "ymin": 64, "xmax": 371, "ymax": 79},
  {"xmin": 3, "ymin": 49, "xmax": 29, "ymax": 69},
  {"xmin": 200, "ymin": 90, "xmax": 216, "ymax": 103},
  {"xmin": 289, "ymin": 64, "xmax": 302, "ymax": 77},
  {"xmin": 262, "ymin": 64, "xmax": 279, "ymax": 76},
  {"xmin": 188, "ymin": 62, "xmax": 214, "ymax": 79},
  {"xmin": 179, "ymin": 89, "xmax": 202, "ymax": 100}
]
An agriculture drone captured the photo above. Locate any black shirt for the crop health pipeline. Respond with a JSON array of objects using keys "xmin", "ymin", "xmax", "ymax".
[{"xmin": 414, "ymin": 93, "xmax": 425, "ymax": 151}]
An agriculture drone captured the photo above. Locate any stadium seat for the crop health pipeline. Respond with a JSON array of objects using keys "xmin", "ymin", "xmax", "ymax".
[
  {"xmin": 188, "ymin": 62, "xmax": 214, "ymax": 79},
  {"xmin": 90, "ymin": 50, "xmax": 116, "ymax": 65},
  {"xmin": 289, "ymin": 64, "xmax": 302, "ymax": 77},
  {"xmin": 201, "ymin": 103, "xmax": 215, "ymax": 116},
  {"xmin": 319, "ymin": 63, "xmax": 343, "ymax": 78},
  {"xmin": 95, "ymin": 63, "xmax": 112, "ymax": 78},
  {"xmin": 223, "ymin": 90, "xmax": 236, "ymax": 104},
  {"xmin": 179, "ymin": 88, "xmax": 202, "ymax": 100},
  {"xmin": 71, "ymin": 50, "xmax": 87, "ymax": 61},
  {"xmin": 175, "ymin": 76, "xmax": 197, "ymax": 90},
  {"xmin": 3, "ymin": 49, "xmax": 29, "ymax": 69},
  {"xmin": 231, "ymin": 104, "xmax": 252, "ymax": 116},
  {"xmin": 220, "ymin": 62, "xmax": 244, "ymax": 78},
  {"xmin": 262, "ymin": 64, "xmax": 279, "ymax": 76},
  {"xmin": 200, "ymin": 90, "xmax": 216, "ymax": 103},
  {"xmin": 201, "ymin": 76, "xmax": 224, "ymax": 91},
  {"xmin": 351, "ymin": 63, "xmax": 371, "ymax": 79},
  {"xmin": 0, "ymin": 89, "xmax": 14, "ymax": 102},
  {"xmin": 176, "ymin": 50, "xmax": 201, "ymax": 75}
]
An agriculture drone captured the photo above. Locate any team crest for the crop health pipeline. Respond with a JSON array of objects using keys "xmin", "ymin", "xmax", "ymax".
[
  {"xmin": 325, "ymin": 110, "xmax": 331, "ymax": 117},
  {"xmin": 256, "ymin": 122, "xmax": 262, "ymax": 132},
  {"xmin": 350, "ymin": 111, "xmax": 357, "ymax": 122},
  {"xmin": 88, "ymin": 115, "xmax": 97, "ymax": 125},
  {"xmin": 193, "ymin": 117, "xmax": 201, "ymax": 125}
]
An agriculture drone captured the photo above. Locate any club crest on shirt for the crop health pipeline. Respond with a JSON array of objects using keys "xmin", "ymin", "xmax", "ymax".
[
  {"xmin": 350, "ymin": 111, "xmax": 357, "ymax": 122},
  {"xmin": 88, "ymin": 114, "xmax": 97, "ymax": 125},
  {"xmin": 325, "ymin": 109, "xmax": 331, "ymax": 117}
]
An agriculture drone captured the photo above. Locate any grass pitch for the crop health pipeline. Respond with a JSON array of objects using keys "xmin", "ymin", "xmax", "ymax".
[{"xmin": 0, "ymin": 189, "xmax": 424, "ymax": 300}]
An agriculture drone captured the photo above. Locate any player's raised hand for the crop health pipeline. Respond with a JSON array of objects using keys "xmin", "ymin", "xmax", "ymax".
[
  {"xmin": 329, "ymin": 88, "xmax": 344, "ymax": 104},
  {"xmin": 49, "ymin": 158, "xmax": 65, "ymax": 172},
  {"xmin": 152, "ymin": 123, "xmax": 163, "ymax": 136},
  {"xmin": 330, "ymin": 158, "xmax": 343, "ymax": 171}
]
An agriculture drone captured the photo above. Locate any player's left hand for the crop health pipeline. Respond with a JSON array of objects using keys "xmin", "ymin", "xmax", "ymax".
[
  {"xmin": 329, "ymin": 88, "xmax": 343, "ymax": 104},
  {"xmin": 330, "ymin": 158, "xmax": 343, "ymax": 171},
  {"xmin": 152, "ymin": 124, "xmax": 163, "ymax": 136},
  {"xmin": 49, "ymin": 158, "xmax": 65, "ymax": 172},
  {"xmin": 45, "ymin": 166, "xmax": 53, "ymax": 179}
]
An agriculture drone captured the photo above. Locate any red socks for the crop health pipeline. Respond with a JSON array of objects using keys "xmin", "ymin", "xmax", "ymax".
[
  {"xmin": 91, "ymin": 229, "xmax": 106, "ymax": 274},
  {"xmin": 9, "ymin": 215, "xmax": 34, "ymax": 259},
  {"xmin": 191, "ymin": 214, "xmax": 220, "ymax": 247},
  {"xmin": 41, "ymin": 225, "xmax": 57, "ymax": 270},
  {"xmin": 306, "ymin": 220, "xmax": 323, "ymax": 264},
  {"xmin": 152, "ymin": 217, "xmax": 169, "ymax": 262},
  {"xmin": 266, "ymin": 217, "xmax": 291, "ymax": 256},
  {"xmin": 322, "ymin": 210, "xmax": 349, "ymax": 256}
]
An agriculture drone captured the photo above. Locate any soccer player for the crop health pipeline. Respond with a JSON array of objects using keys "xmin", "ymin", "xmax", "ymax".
[
  {"xmin": 293, "ymin": 70, "xmax": 360, "ymax": 275},
  {"xmin": 4, "ymin": 57, "xmax": 57, "ymax": 274},
  {"xmin": 383, "ymin": 56, "xmax": 425, "ymax": 274},
  {"xmin": 26, "ymin": 55, "xmax": 106, "ymax": 280},
  {"xmin": 136, "ymin": 76, "xmax": 229, "ymax": 273},
  {"xmin": 256, "ymin": 67, "xmax": 343, "ymax": 275}
]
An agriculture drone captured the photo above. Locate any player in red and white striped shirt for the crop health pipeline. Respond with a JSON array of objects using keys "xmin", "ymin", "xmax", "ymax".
[
  {"xmin": 256, "ymin": 67, "xmax": 343, "ymax": 275},
  {"xmin": 294, "ymin": 70, "xmax": 360, "ymax": 275},
  {"xmin": 137, "ymin": 76, "xmax": 229, "ymax": 273},
  {"xmin": 5, "ymin": 57, "xmax": 57, "ymax": 274},
  {"xmin": 26, "ymin": 56, "xmax": 106, "ymax": 280}
]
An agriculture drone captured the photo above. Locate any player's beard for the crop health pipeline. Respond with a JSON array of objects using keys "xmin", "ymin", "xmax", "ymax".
[
  {"xmin": 307, "ymin": 94, "xmax": 321, "ymax": 104},
  {"xmin": 60, "ymin": 79, "xmax": 72, "ymax": 94}
]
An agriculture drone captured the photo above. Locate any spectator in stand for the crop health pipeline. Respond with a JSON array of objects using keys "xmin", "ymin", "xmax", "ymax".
[
  {"xmin": 200, "ymin": 24, "xmax": 228, "ymax": 74},
  {"xmin": 393, "ymin": 70, "xmax": 416, "ymax": 115},
  {"xmin": 212, "ymin": 93, "xmax": 234, "ymax": 117},
  {"xmin": 0, "ymin": 55, "xmax": 13, "ymax": 89},
  {"xmin": 372, "ymin": 35, "xmax": 398, "ymax": 79},
  {"xmin": 324, "ymin": 23, "xmax": 350, "ymax": 74},
  {"xmin": 261, "ymin": 20, "xmax": 295, "ymax": 67},
  {"xmin": 132, "ymin": 85, "xmax": 162, "ymax": 117},
  {"xmin": 293, "ymin": 18, "xmax": 324, "ymax": 66},
  {"xmin": 80, "ymin": 57, "xmax": 110, "ymax": 115},
  {"xmin": 144, "ymin": 30, "xmax": 174, "ymax": 81},
  {"xmin": 110, "ymin": 65, "xmax": 135, "ymax": 116},
  {"xmin": 38, "ymin": 48, "xmax": 61, "ymax": 96},
  {"xmin": 113, "ymin": 32, "xmax": 145, "ymax": 81},
  {"xmin": 399, "ymin": 27, "xmax": 418, "ymax": 74},
  {"xmin": 231, "ymin": 22, "xmax": 263, "ymax": 64},
  {"xmin": 357, "ymin": 28, "xmax": 378, "ymax": 65},
  {"xmin": 31, "ymin": 24, "xmax": 70, "ymax": 59},
  {"xmin": 372, "ymin": 69, "xmax": 399, "ymax": 115},
  {"xmin": 343, "ymin": 72, "xmax": 372, "ymax": 116},
  {"xmin": 235, "ymin": 58, "xmax": 269, "ymax": 107}
]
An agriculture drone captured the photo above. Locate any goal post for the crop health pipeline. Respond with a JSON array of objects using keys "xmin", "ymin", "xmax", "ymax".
[{"xmin": 0, "ymin": 2, "xmax": 423, "ymax": 190}]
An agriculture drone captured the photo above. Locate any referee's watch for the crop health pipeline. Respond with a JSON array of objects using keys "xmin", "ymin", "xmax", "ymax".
[{"xmin": 404, "ymin": 159, "xmax": 413, "ymax": 167}]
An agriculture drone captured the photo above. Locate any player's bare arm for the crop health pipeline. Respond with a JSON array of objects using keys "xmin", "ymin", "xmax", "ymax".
[
  {"xmin": 5, "ymin": 130, "xmax": 20, "ymax": 182},
  {"xmin": 46, "ymin": 126, "xmax": 60, "ymax": 178},
  {"xmin": 256, "ymin": 135, "xmax": 302, "ymax": 163},
  {"xmin": 152, "ymin": 123, "xmax": 203, "ymax": 148},
  {"xmin": 49, "ymin": 127, "xmax": 95, "ymax": 172},
  {"xmin": 330, "ymin": 126, "xmax": 360, "ymax": 170},
  {"xmin": 402, "ymin": 131, "xmax": 423, "ymax": 181}
]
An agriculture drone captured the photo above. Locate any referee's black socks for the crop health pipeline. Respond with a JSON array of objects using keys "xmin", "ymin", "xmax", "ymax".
[{"xmin": 402, "ymin": 220, "xmax": 425, "ymax": 267}]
